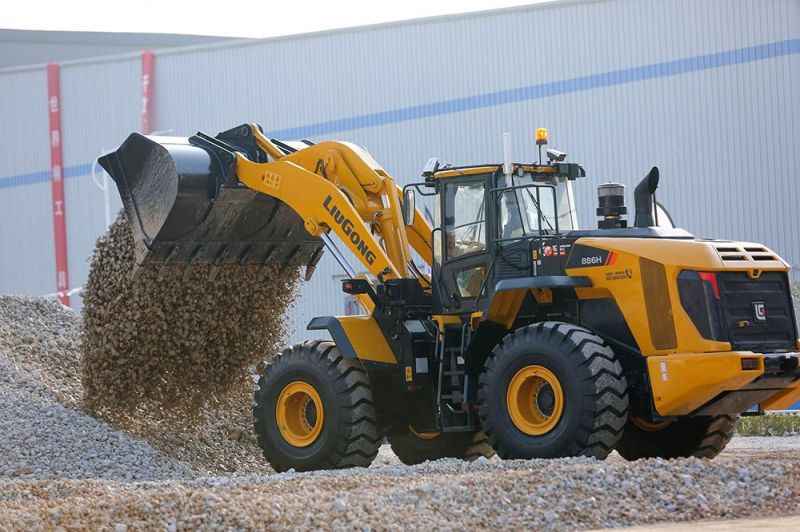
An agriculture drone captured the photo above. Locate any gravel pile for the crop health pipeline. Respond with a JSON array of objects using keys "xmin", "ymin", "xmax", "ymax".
[
  {"xmin": 0, "ymin": 297, "xmax": 192, "ymax": 481},
  {"xmin": 81, "ymin": 213, "xmax": 300, "ymax": 416},
  {"xmin": 1, "ymin": 296, "xmax": 800, "ymax": 529},
  {"xmin": 0, "ymin": 210, "xmax": 305, "ymax": 478},
  {"xmin": 103, "ymin": 386, "xmax": 275, "ymax": 476},
  {"xmin": 0, "ymin": 296, "xmax": 82, "ymax": 408},
  {"xmin": 0, "ymin": 293, "xmax": 277, "ymax": 478},
  {"xmin": 1, "ymin": 454, "xmax": 798, "ymax": 529}
]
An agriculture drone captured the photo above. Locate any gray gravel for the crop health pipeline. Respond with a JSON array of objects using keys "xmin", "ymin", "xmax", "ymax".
[
  {"xmin": 1, "ymin": 294, "xmax": 800, "ymax": 529},
  {"xmin": 0, "ymin": 451, "xmax": 799, "ymax": 530},
  {"xmin": 0, "ymin": 295, "xmax": 274, "ymax": 478},
  {"xmin": 0, "ymin": 296, "xmax": 192, "ymax": 481},
  {"xmin": 0, "ymin": 355, "xmax": 192, "ymax": 481}
]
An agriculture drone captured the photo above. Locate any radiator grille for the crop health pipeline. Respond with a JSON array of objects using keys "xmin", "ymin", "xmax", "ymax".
[
  {"xmin": 640, "ymin": 258, "xmax": 677, "ymax": 350},
  {"xmin": 717, "ymin": 271, "xmax": 797, "ymax": 352},
  {"xmin": 714, "ymin": 243, "xmax": 779, "ymax": 263}
]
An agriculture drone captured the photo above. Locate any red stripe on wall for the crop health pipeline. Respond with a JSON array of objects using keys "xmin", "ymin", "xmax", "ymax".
[
  {"xmin": 141, "ymin": 50, "xmax": 155, "ymax": 134},
  {"xmin": 46, "ymin": 63, "xmax": 70, "ymax": 306}
]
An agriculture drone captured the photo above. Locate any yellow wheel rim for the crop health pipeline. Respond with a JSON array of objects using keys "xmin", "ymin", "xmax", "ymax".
[
  {"xmin": 409, "ymin": 425, "xmax": 441, "ymax": 440},
  {"xmin": 275, "ymin": 381, "xmax": 324, "ymax": 447},
  {"xmin": 631, "ymin": 417, "xmax": 671, "ymax": 432},
  {"xmin": 507, "ymin": 365, "xmax": 564, "ymax": 436}
]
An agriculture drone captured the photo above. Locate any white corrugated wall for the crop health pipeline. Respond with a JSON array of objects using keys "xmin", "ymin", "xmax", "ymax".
[{"xmin": 0, "ymin": 67, "xmax": 53, "ymax": 294}]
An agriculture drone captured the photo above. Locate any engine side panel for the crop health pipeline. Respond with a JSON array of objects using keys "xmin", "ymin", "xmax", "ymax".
[{"xmin": 565, "ymin": 237, "xmax": 793, "ymax": 356}]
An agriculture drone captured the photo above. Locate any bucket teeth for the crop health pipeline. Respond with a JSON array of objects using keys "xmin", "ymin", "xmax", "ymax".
[
  {"xmin": 129, "ymin": 265, "xmax": 146, "ymax": 282},
  {"xmin": 304, "ymin": 247, "xmax": 325, "ymax": 281},
  {"xmin": 181, "ymin": 263, "xmax": 197, "ymax": 283},
  {"xmin": 162, "ymin": 245, "xmax": 180, "ymax": 266},
  {"xmin": 280, "ymin": 246, "xmax": 302, "ymax": 277},
  {"xmin": 157, "ymin": 265, "xmax": 169, "ymax": 282}
]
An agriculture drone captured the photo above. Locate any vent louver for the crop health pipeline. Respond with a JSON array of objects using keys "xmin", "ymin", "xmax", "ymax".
[{"xmin": 714, "ymin": 244, "xmax": 778, "ymax": 263}]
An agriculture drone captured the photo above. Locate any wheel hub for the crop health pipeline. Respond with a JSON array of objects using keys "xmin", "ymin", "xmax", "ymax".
[
  {"xmin": 276, "ymin": 381, "xmax": 324, "ymax": 447},
  {"xmin": 535, "ymin": 384, "xmax": 556, "ymax": 417},
  {"xmin": 507, "ymin": 365, "xmax": 564, "ymax": 436},
  {"xmin": 409, "ymin": 425, "xmax": 441, "ymax": 440},
  {"xmin": 631, "ymin": 416, "xmax": 672, "ymax": 432}
]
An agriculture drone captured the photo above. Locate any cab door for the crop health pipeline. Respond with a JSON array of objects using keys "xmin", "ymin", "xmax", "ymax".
[{"xmin": 435, "ymin": 175, "xmax": 490, "ymax": 314}]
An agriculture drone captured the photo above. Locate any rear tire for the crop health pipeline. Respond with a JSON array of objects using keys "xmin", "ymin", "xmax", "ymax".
[
  {"xmin": 253, "ymin": 340, "xmax": 380, "ymax": 472},
  {"xmin": 615, "ymin": 415, "xmax": 737, "ymax": 460},
  {"xmin": 387, "ymin": 429, "xmax": 495, "ymax": 465},
  {"xmin": 478, "ymin": 322, "xmax": 629, "ymax": 459}
]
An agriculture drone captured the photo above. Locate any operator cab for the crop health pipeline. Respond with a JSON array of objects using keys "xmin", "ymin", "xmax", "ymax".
[{"xmin": 419, "ymin": 135, "xmax": 585, "ymax": 315}]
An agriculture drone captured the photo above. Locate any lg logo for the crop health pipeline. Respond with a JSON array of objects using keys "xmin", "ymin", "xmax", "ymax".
[{"xmin": 753, "ymin": 302, "xmax": 766, "ymax": 321}]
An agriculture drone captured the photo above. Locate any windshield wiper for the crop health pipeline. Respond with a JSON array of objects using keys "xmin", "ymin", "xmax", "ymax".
[{"xmin": 524, "ymin": 188, "xmax": 555, "ymax": 232}]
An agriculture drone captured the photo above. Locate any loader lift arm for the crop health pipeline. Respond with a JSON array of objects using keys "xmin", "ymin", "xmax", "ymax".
[{"xmin": 236, "ymin": 124, "xmax": 432, "ymax": 282}]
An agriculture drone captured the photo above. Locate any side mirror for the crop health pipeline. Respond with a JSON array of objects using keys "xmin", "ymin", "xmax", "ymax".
[{"xmin": 402, "ymin": 188, "xmax": 416, "ymax": 226}]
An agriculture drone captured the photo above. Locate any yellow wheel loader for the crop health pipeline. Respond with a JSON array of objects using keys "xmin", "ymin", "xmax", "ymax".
[{"xmin": 99, "ymin": 123, "xmax": 800, "ymax": 471}]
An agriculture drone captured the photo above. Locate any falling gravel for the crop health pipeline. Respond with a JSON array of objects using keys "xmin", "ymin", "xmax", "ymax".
[{"xmin": 81, "ymin": 212, "xmax": 300, "ymax": 416}]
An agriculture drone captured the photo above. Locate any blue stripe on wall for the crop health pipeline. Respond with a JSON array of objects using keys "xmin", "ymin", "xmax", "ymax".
[
  {"xmin": 268, "ymin": 39, "xmax": 800, "ymax": 139},
  {"xmin": 2, "ymin": 38, "xmax": 798, "ymax": 192},
  {"xmin": 0, "ymin": 163, "xmax": 94, "ymax": 190},
  {"xmin": 64, "ymin": 163, "xmax": 94, "ymax": 179}
]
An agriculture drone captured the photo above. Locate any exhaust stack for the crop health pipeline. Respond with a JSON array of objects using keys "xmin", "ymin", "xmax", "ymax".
[{"xmin": 634, "ymin": 166, "xmax": 660, "ymax": 228}]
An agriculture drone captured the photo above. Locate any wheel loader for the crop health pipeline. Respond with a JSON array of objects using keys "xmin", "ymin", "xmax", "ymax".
[{"xmin": 98, "ymin": 123, "xmax": 800, "ymax": 471}]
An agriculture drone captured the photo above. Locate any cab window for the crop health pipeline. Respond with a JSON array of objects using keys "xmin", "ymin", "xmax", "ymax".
[
  {"xmin": 444, "ymin": 180, "xmax": 486, "ymax": 258},
  {"xmin": 454, "ymin": 264, "xmax": 486, "ymax": 298},
  {"xmin": 497, "ymin": 182, "xmax": 559, "ymax": 239}
]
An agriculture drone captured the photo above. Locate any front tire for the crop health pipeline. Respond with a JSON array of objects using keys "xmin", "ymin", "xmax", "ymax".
[
  {"xmin": 387, "ymin": 428, "xmax": 495, "ymax": 465},
  {"xmin": 478, "ymin": 322, "xmax": 629, "ymax": 459},
  {"xmin": 253, "ymin": 340, "xmax": 380, "ymax": 472},
  {"xmin": 615, "ymin": 415, "xmax": 737, "ymax": 460}
]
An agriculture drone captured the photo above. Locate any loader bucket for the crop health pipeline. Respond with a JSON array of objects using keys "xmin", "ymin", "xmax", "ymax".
[{"xmin": 98, "ymin": 130, "xmax": 324, "ymax": 278}]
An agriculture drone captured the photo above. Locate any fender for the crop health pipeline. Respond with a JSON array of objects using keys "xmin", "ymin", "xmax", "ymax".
[
  {"xmin": 493, "ymin": 275, "xmax": 592, "ymax": 293},
  {"xmin": 307, "ymin": 315, "xmax": 397, "ymax": 364},
  {"xmin": 485, "ymin": 275, "xmax": 592, "ymax": 328}
]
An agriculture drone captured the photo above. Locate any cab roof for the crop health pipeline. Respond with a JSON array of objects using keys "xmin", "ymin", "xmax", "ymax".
[{"xmin": 428, "ymin": 162, "xmax": 584, "ymax": 181}]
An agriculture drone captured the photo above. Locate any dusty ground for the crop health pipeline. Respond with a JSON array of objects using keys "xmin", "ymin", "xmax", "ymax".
[
  {"xmin": 723, "ymin": 434, "xmax": 800, "ymax": 459},
  {"xmin": 621, "ymin": 515, "xmax": 800, "ymax": 531}
]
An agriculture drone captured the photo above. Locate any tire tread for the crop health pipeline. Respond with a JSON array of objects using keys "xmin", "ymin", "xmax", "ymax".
[
  {"xmin": 616, "ymin": 414, "xmax": 737, "ymax": 460},
  {"xmin": 478, "ymin": 321, "xmax": 629, "ymax": 460},
  {"xmin": 253, "ymin": 340, "xmax": 380, "ymax": 472}
]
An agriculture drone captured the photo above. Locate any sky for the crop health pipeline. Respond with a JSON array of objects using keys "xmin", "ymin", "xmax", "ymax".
[{"xmin": 3, "ymin": 0, "xmax": 556, "ymax": 38}]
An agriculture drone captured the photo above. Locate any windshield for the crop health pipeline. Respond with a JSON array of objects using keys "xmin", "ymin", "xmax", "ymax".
[{"xmin": 497, "ymin": 174, "xmax": 576, "ymax": 239}]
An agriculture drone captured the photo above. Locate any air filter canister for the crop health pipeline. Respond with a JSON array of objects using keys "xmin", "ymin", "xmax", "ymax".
[{"xmin": 597, "ymin": 183, "xmax": 628, "ymax": 229}]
